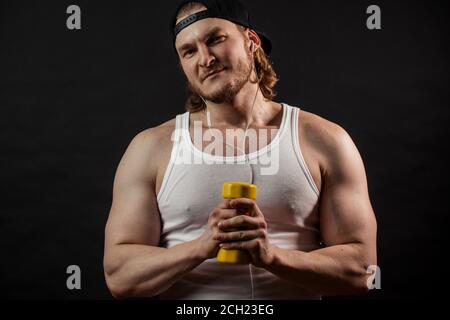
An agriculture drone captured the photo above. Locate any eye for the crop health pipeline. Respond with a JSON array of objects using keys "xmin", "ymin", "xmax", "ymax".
[
  {"xmin": 183, "ymin": 49, "xmax": 196, "ymax": 58},
  {"xmin": 208, "ymin": 35, "xmax": 226, "ymax": 45}
]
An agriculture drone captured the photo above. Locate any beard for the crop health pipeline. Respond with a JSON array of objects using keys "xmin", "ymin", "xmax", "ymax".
[{"xmin": 187, "ymin": 50, "xmax": 253, "ymax": 104}]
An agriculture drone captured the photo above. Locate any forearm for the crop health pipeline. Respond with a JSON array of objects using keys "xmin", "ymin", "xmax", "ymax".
[
  {"xmin": 104, "ymin": 239, "xmax": 204, "ymax": 298},
  {"xmin": 266, "ymin": 243, "xmax": 373, "ymax": 296}
]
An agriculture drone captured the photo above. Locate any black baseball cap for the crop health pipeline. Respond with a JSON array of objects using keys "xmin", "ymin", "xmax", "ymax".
[{"xmin": 170, "ymin": 0, "xmax": 272, "ymax": 55}]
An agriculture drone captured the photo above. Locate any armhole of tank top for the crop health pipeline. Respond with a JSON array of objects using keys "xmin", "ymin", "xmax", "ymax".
[
  {"xmin": 292, "ymin": 107, "xmax": 321, "ymax": 198},
  {"xmin": 156, "ymin": 114, "xmax": 183, "ymax": 203}
]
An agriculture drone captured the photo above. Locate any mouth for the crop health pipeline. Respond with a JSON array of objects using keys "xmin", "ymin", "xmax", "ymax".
[{"xmin": 203, "ymin": 68, "xmax": 225, "ymax": 81}]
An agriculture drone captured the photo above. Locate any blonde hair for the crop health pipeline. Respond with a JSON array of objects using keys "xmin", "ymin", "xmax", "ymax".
[{"xmin": 176, "ymin": 3, "xmax": 279, "ymax": 113}]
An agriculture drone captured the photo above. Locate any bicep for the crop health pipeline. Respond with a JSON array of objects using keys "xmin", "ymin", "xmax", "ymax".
[
  {"xmin": 105, "ymin": 131, "xmax": 161, "ymax": 250},
  {"xmin": 319, "ymin": 126, "xmax": 377, "ymax": 256}
]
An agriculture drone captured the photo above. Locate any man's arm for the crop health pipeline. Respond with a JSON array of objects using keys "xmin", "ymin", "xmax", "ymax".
[
  {"xmin": 265, "ymin": 120, "xmax": 377, "ymax": 295},
  {"xmin": 103, "ymin": 128, "xmax": 205, "ymax": 299}
]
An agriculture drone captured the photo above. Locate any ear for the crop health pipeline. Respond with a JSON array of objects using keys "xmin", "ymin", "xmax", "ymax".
[{"xmin": 247, "ymin": 29, "xmax": 261, "ymax": 52}]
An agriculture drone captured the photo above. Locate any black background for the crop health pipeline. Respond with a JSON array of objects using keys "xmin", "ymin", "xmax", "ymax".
[{"xmin": 1, "ymin": 0, "xmax": 449, "ymax": 300}]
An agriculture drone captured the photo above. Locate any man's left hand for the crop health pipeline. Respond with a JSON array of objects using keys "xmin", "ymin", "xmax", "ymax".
[{"xmin": 214, "ymin": 198, "xmax": 275, "ymax": 268}]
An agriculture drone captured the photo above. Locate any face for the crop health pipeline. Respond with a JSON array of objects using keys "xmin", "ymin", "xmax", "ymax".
[{"xmin": 175, "ymin": 16, "xmax": 254, "ymax": 104}]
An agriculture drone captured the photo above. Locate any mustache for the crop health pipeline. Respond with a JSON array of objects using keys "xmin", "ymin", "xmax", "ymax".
[{"xmin": 202, "ymin": 64, "xmax": 227, "ymax": 81}]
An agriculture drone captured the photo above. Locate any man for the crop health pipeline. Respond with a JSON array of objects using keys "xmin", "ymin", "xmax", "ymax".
[{"xmin": 103, "ymin": 0, "xmax": 377, "ymax": 299}]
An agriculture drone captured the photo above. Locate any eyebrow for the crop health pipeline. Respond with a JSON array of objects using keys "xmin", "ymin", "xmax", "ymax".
[{"xmin": 177, "ymin": 26, "xmax": 225, "ymax": 53}]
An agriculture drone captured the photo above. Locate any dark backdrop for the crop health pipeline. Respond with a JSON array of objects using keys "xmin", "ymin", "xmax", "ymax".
[{"xmin": 1, "ymin": 0, "xmax": 449, "ymax": 299}]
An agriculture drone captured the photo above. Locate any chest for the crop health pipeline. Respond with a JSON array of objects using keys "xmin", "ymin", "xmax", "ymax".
[{"xmin": 155, "ymin": 124, "xmax": 323, "ymax": 197}]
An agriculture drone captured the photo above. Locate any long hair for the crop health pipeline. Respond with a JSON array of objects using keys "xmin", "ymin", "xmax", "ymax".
[{"xmin": 176, "ymin": 4, "xmax": 279, "ymax": 113}]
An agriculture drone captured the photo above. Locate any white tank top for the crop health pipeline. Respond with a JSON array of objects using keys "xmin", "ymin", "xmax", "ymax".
[{"xmin": 157, "ymin": 103, "xmax": 322, "ymax": 299}]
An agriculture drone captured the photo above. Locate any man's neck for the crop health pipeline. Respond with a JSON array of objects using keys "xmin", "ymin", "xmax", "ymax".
[{"xmin": 203, "ymin": 83, "xmax": 276, "ymax": 129}]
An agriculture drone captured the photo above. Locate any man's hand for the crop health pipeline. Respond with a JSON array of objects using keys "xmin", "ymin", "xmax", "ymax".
[
  {"xmin": 194, "ymin": 200, "xmax": 241, "ymax": 260},
  {"xmin": 214, "ymin": 198, "xmax": 274, "ymax": 268}
]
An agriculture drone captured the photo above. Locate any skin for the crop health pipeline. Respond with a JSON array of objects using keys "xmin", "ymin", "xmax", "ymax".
[{"xmin": 103, "ymin": 6, "xmax": 377, "ymax": 298}]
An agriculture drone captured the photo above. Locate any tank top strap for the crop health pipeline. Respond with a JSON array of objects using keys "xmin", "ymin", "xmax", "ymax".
[
  {"xmin": 173, "ymin": 113, "xmax": 187, "ymax": 144},
  {"xmin": 289, "ymin": 104, "xmax": 300, "ymax": 139},
  {"xmin": 276, "ymin": 103, "xmax": 296, "ymax": 147}
]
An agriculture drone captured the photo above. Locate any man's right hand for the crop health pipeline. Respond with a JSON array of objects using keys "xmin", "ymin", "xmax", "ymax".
[{"xmin": 194, "ymin": 200, "xmax": 240, "ymax": 260}]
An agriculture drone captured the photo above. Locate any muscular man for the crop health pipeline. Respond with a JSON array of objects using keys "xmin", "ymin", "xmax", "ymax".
[{"xmin": 103, "ymin": 0, "xmax": 377, "ymax": 299}]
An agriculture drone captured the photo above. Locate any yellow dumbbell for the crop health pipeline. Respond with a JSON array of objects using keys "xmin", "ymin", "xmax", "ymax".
[{"xmin": 216, "ymin": 182, "xmax": 257, "ymax": 264}]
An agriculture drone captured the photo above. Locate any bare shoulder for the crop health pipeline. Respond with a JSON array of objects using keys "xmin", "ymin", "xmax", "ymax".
[
  {"xmin": 134, "ymin": 118, "xmax": 177, "ymax": 156},
  {"xmin": 299, "ymin": 110, "xmax": 349, "ymax": 147},
  {"xmin": 298, "ymin": 109, "xmax": 362, "ymax": 177},
  {"xmin": 124, "ymin": 118, "xmax": 177, "ymax": 182},
  {"xmin": 133, "ymin": 118, "xmax": 177, "ymax": 147}
]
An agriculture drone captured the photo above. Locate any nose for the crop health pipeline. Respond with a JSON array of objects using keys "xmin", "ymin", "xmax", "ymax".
[{"xmin": 198, "ymin": 44, "xmax": 216, "ymax": 68}]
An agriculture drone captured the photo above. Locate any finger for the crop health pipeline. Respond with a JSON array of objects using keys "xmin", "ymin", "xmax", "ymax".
[
  {"xmin": 214, "ymin": 229, "xmax": 264, "ymax": 242},
  {"xmin": 216, "ymin": 199, "xmax": 233, "ymax": 209},
  {"xmin": 218, "ymin": 215, "xmax": 262, "ymax": 230},
  {"xmin": 229, "ymin": 198, "xmax": 261, "ymax": 217},
  {"xmin": 219, "ymin": 239, "xmax": 260, "ymax": 250},
  {"xmin": 210, "ymin": 208, "xmax": 237, "ymax": 225},
  {"xmin": 217, "ymin": 209, "xmax": 238, "ymax": 220}
]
